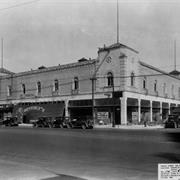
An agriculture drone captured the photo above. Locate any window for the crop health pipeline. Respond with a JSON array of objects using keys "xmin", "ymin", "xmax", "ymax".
[
  {"xmin": 143, "ymin": 77, "xmax": 146, "ymax": 89},
  {"xmin": 163, "ymin": 83, "xmax": 166, "ymax": 95},
  {"xmin": 171, "ymin": 85, "xmax": 174, "ymax": 97},
  {"xmin": 22, "ymin": 84, "xmax": 26, "ymax": 94},
  {"xmin": 54, "ymin": 79, "xmax": 59, "ymax": 92},
  {"xmin": 130, "ymin": 72, "xmax": 135, "ymax": 86},
  {"xmin": 7, "ymin": 85, "xmax": 12, "ymax": 96},
  {"xmin": 154, "ymin": 80, "xmax": 157, "ymax": 92},
  {"xmin": 107, "ymin": 72, "xmax": 114, "ymax": 87},
  {"xmin": 74, "ymin": 77, "xmax": 79, "ymax": 90},
  {"xmin": 37, "ymin": 81, "xmax": 41, "ymax": 94}
]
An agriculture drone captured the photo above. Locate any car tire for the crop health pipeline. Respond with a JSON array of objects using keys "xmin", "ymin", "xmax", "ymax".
[
  {"xmin": 60, "ymin": 124, "xmax": 63, "ymax": 128},
  {"xmin": 67, "ymin": 124, "xmax": 71, "ymax": 129},
  {"xmin": 81, "ymin": 124, "xmax": 86, "ymax": 129}
]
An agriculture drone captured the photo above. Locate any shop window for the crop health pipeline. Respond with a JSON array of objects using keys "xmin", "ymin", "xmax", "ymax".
[
  {"xmin": 7, "ymin": 85, "xmax": 12, "ymax": 96},
  {"xmin": 54, "ymin": 79, "xmax": 59, "ymax": 92},
  {"xmin": 107, "ymin": 72, "xmax": 114, "ymax": 87},
  {"xmin": 22, "ymin": 84, "xmax": 26, "ymax": 94},
  {"xmin": 130, "ymin": 72, "xmax": 135, "ymax": 86},
  {"xmin": 37, "ymin": 81, "xmax": 41, "ymax": 94},
  {"xmin": 154, "ymin": 80, "xmax": 157, "ymax": 92}
]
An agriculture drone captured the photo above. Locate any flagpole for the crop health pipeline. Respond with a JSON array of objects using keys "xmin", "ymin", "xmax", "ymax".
[{"xmin": 117, "ymin": 0, "xmax": 119, "ymax": 43}]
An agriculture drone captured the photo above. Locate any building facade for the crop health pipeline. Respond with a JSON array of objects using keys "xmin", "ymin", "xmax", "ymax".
[{"xmin": 0, "ymin": 43, "xmax": 180, "ymax": 125}]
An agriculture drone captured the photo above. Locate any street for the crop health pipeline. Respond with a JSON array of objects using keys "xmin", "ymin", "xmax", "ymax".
[{"xmin": 0, "ymin": 127, "xmax": 180, "ymax": 180}]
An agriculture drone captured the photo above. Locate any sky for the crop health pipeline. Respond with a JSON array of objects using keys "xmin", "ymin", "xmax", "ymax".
[{"xmin": 0, "ymin": 0, "xmax": 179, "ymax": 73}]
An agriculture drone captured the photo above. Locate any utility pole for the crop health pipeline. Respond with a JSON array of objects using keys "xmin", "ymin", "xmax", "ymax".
[
  {"xmin": 112, "ymin": 82, "xmax": 115, "ymax": 127},
  {"xmin": 117, "ymin": 0, "xmax": 119, "ymax": 43},
  {"xmin": 174, "ymin": 39, "xmax": 176, "ymax": 70},
  {"xmin": 91, "ymin": 76, "xmax": 97, "ymax": 126},
  {"xmin": 1, "ymin": 38, "xmax": 3, "ymax": 69}
]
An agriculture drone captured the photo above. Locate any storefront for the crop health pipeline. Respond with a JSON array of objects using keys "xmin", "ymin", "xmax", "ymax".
[
  {"xmin": 68, "ymin": 98, "xmax": 121, "ymax": 125},
  {"xmin": 127, "ymin": 98, "xmax": 138, "ymax": 124},
  {"xmin": 0, "ymin": 104, "xmax": 14, "ymax": 120},
  {"xmin": 13, "ymin": 101, "xmax": 65, "ymax": 123}
]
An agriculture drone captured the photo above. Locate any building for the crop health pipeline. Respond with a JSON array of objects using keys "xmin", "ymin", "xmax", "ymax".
[{"xmin": 0, "ymin": 42, "xmax": 180, "ymax": 125}]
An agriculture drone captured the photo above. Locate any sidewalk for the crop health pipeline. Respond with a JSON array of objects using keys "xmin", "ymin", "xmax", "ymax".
[{"xmin": 94, "ymin": 124, "xmax": 164, "ymax": 129}]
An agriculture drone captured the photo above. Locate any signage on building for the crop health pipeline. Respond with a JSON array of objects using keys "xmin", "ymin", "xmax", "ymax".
[{"xmin": 132, "ymin": 112, "xmax": 138, "ymax": 123}]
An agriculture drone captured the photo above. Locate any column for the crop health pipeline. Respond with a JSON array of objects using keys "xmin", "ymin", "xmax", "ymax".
[
  {"xmin": 150, "ymin": 100, "xmax": 152, "ymax": 122},
  {"xmin": 64, "ymin": 99, "xmax": 69, "ymax": 117},
  {"xmin": 160, "ymin": 101, "xmax": 162, "ymax": 121},
  {"xmin": 168, "ymin": 103, "xmax": 170, "ymax": 115},
  {"xmin": 138, "ymin": 99, "xmax": 141, "ymax": 123},
  {"xmin": 121, "ymin": 96, "xmax": 127, "ymax": 125}
]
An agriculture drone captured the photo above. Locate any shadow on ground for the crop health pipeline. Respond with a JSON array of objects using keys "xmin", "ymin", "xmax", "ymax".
[
  {"xmin": 41, "ymin": 174, "xmax": 87, "ymax": 180},
  {"xmin": 155, "ymin": 152, "xmax": 180, "ymax": 162},
  {"xmin": 154, "ymin": 131, "xmax": 180, "ymax": 162}
]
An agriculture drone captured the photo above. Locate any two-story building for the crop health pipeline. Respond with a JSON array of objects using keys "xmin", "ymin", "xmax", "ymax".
[{"xmin": 0, "ymin": 42, "xmax": 180, "ymax": 125}]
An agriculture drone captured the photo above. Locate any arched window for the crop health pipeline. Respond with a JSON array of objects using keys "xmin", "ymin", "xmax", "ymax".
[
  {"xmin": 37, "ymin": 81, "xmax": 41, "ymax": 94},
  {"xmin": 74, "ymin": 77, "xmax": 79, "ymax": 90},
  {"xmin": 130, "ymin": 72, "xmax": 135, "ymax": 86},
  {"xmin": 54, "ymin": 79, "xmax": 59, "ymax": 92},
  {"xmin": 143, "ymin": 76, "xmax": 146, "ymax": 89},
  {"xmin": 107, "ymin": 72, "xmax": 114, "ymax": 87},
  {"xmin": 154, "ymin": 80, "xmax": 157, "ymax": 92}
]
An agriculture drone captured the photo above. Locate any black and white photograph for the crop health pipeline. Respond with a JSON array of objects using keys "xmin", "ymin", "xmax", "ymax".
[{"xmin": 0, "ymin": 0, "xmax": 180, "ymax": 179}]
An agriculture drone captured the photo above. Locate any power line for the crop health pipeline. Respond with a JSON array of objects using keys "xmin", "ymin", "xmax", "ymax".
[
  {"xmin": 0, "ymin": 72, "xmax": 180, "ymax": 96},
  {"xmin": 0, "ymin": 0, "xmax": 40, "ymax": 12}
]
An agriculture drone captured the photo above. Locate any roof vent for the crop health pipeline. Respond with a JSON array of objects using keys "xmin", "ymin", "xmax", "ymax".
[
  {"xmin": 38, "ymin": 66, "xmax": 46, "ymax": 70},
  {"xmin": 78, "ymin": 58, "xmax": 88, "ymax": 63}
]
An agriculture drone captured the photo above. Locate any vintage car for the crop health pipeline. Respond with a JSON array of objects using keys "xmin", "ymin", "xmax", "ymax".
[
  {"xmin": 2, "ymin": 117, "xmax": 19, "ymax": 127},
  {"xmin": 53, "ymin": 116, "xmax": 70, "ymax": 128},
  {"xmin": 67, "ymin": 117, "xmax": 94, "ymax": 129},
  {"xmin": 164, "ymin": 114, "xmax": 180, "ymax": 128},
  {"xmin": 33, "ymin": 117, "xmax": 53, "ymax": 128}
]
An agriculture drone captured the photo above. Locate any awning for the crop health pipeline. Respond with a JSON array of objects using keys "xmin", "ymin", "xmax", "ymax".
[
  {"xmin": 127, "ymin": 98, "xmax": 138, "ymax": 107},
  {"xmin": 152, "ymin": 101, "xmax": 160, "ymax": 109},
  {"xmin": 141, "ymin": 100, "xmax": 150, "ymax": 108},
  {"xmin": 162, "ymin": 102, "xmax": 169, "ymax": 109}
]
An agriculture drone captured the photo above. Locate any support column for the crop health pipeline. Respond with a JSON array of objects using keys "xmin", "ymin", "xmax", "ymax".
[
  {"xmin": 168, "ymin": 103, "xmax": 170, "ymax": 115},
  {"xmin": 64, "ymin": 99, "xmax": 69, "ymax": 117},
  {"xmin": 160, "ymin": 101, "xmax": 162, "ymax": 120},
  {"xmin": 150, "ymin": 100, "xmax": 152, "ymax": 122},
  {"xmin": 138, "ymin": 99, "xmax": 141, "ymax": 123},
  {"xmin": 121, "ymin": 96, "xmax": 127, "ymax": 125}
]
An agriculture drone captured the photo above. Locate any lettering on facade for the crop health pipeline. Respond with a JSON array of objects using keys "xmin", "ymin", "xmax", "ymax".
[{"xmin": 23, "ymin": 106, "xmax": 45, "ymax": 113}]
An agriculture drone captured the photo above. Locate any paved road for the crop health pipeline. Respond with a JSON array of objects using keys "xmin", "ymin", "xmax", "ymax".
[{"xmin": 0, "ymin": 127, "xmax": 180, "ymax": 180}]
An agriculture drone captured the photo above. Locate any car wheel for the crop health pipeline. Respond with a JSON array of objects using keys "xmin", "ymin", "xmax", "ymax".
[
  {"xmin": 67, "ymin": 124, "xmax": 71, "ymax": 129},
  {"xmin": 60, "ymin": 124, "xmax": 63, "ymax": 128},
  {"xmin": 81, "ymin": 124, "xmax": 86, "ymax": 129}
]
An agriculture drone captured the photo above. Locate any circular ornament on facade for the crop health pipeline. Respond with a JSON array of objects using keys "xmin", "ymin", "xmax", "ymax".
[{"xmin": 106, "ymin": 56, "xmax": 112, "ymax": 63}]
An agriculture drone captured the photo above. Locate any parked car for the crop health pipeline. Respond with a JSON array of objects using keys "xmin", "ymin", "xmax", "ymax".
[
  {"xmin": 164, "ymin": 115, "xmax": 180, "ymax": 128},
  {"xmin": 33, "ymin": 117, "xmax": 53, "ymax": 128},
  {"xmin": 53, "ymin": 116, "xmax": 70, "ymax": 128},
  {"xmin": 3, "ymin": 117, "xmax": 19, "ymax": 127},
  {"xmin": 67, "ymin": 117, "xmax": 94, "ymax": 129}
]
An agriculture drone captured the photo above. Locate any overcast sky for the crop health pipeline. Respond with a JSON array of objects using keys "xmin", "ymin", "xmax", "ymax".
[{"xmin": 0, "ymin": 0, "xmax": 179, "ymax": 73}]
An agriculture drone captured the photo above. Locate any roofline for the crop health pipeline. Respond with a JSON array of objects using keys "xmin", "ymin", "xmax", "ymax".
[
  {"xmin": 98, "ymin": 43, "xmax": 139, "ymax": 54},
  {"xmin": 139, "ymin": 61, "xmax": 180, "ymax": 80},
  {"xmin": 0, "ymin": 59, "xmax": 97, "ymax": 79}
]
